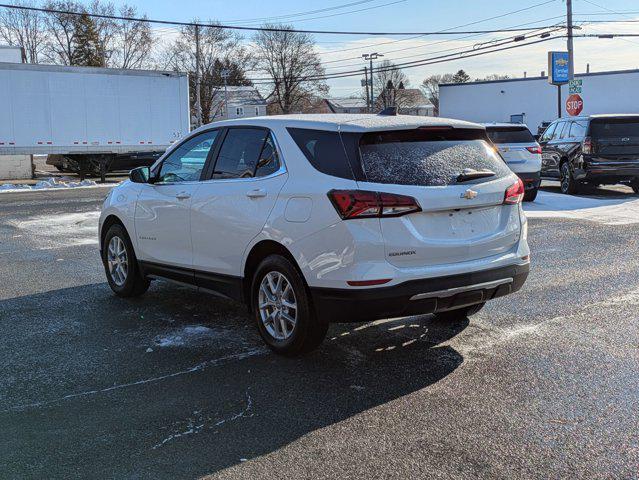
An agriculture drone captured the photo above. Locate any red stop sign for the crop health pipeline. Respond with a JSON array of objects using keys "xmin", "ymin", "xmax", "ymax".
[{"xmin": 566, "ymin": 94, "xmax": 584, "ymax": 116}]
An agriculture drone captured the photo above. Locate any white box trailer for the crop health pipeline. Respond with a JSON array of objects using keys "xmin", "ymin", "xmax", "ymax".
[
  {"xmin": 439, "ymin": 68, "xmax": 639, "ymax": 136},
  {"xmin": 0, "ymin": 63, "xmax": 189, "ymax": 176}
]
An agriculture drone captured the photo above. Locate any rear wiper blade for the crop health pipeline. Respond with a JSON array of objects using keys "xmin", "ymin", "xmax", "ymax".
[{"xmin": 456, "ymin": 168, "xmax": 495, "ymax": 183}]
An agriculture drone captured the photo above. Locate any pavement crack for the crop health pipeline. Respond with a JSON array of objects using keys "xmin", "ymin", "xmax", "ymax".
[
  {"xmin": 2, "ymin": 348, "xmax": 267, "ymax": 413},
  {"xmin": 151, "ymin": 391, "xmax": 254, "ymax": 450}
]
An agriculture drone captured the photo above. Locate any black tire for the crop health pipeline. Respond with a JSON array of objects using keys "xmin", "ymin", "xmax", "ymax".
[
  {"xmin": 102, "ymin": 223, "xmax": 150, "ymax": 297},
  {"xmin": 631, "ymin": 179, "xmax": 639, "ymax": 194},
  {"xmin": 434, "ymin": 302, "xmax": 485, "ymax": 322},
  {"xmin": 560, "ymin": 162, "xmax": 580, "ymax": 195},
  {"xmin": 523, "ymin": 187, "xmax": 538, "ymax": 202},
  {"xmin": 251, "ymin": 255, "xmax": 327, "ymax": 356}
]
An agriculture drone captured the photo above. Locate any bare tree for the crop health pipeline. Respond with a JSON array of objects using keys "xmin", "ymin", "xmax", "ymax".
[
  {"xmin": 254, "ymin": 24, "xmax": 327, "ymax": 114},
  {"xmin": 42, "ymin": 0, "xmax": 82, "ymax": 65},
  {"xmin": 86, "ymin": 0, "xmax": 116, "ymax": 66},
  {"xmin": 0, "ymin": 1, "xmax": 46, "ymax": 63},
  {"xmin": 109, "ymin": 5, "xmax": 153, "ymax": 69},
  {"xmin": 163, "ymin": 21, "xmax": 253, "ymax": 123},
  {"xmin": 373, "ymin": 60, "xmax": 409, "ymax": 110},
  {"xmin": 420, "ymin": 73, "xmax": 455, "ymax": 116}
]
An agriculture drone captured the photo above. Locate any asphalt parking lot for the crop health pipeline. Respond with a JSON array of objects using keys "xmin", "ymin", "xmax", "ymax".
[{"xmin": 1, "ymin": 183, "xmax": 638, "ymax": 479}]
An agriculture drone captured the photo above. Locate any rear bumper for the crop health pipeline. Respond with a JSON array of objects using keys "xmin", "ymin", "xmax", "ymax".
[
  {"xmin": 310, "ymin": 262, "xmax": 530, "ymax": 323},
  {"xmin": 514, "ymin": 171, "xmax": 541, "ymax": 190},
  {"xmin": 578, "ymin": 158, "xmax": 639, "ymax": 182}
]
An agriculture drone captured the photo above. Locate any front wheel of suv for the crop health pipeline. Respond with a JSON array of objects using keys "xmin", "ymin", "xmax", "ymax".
[
  {"xmin": 102, "ymin": 223, "xmax": 150, "ymax": 297},
  {"xmin": 560, "ymin": 162, "xmax": 580, "ymax": 195},
  {"xmin": 251, "ymin": 255, "xmax": 328, "ymax": 356}
]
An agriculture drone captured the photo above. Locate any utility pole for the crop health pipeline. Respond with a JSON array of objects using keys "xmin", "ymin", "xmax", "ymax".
[
  {"xmin": 362, "ymin": 52, "xmax": 383, "ymax": 112},
  {"xmin": 194, "ymin": 24, "xmax": 202, "ymax": 129},
  {"xmin": 566, "ymin": 0, "xmax": 574, "ymax": 79},
  {"xmin": 361, "ymin": 67, "xmax": 370, "ymax": 112},
  {"xmin": 221, "ymin": 69, "xmax": 230, "ymax": 119}
]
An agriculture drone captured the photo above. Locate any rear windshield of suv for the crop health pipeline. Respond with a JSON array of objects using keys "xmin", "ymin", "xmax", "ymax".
[
  {"xmin": 358, "ymin": 128, "xmax": 511, "ymax": 187},
  {"xmin": 590, "ymin": 118, "xmax": 639, "ymax": 138},
  {"xmin": 486, "ymin": 127, "xmax": 535, "ymax": 144}
]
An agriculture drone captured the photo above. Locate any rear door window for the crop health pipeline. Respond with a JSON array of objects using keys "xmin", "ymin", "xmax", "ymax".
[
  {"xmin": 486, "ymin": 127, "xmax": 534, "ymax": 144},
  {"xmin": 212, "ymin": 128, "xmax": 268, "ymax": 179},
  {"xmin": 358, "ymin": 129, "xmax": 511, "ymax": 187}
]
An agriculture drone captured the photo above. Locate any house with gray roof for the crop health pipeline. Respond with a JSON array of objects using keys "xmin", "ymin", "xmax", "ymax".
[{"xmin": 210, "ymin": 86, "xmax": 267, "ymax": 121}]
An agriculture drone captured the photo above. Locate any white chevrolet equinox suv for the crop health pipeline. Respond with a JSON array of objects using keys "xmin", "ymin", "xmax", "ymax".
[{"xmin": 99, "ymin": 114, "xmax": 530, "ymax": 355}]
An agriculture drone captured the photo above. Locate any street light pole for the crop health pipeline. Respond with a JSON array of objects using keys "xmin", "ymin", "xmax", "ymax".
[
  {"xmin": 566, "ymin": 0, "xmax": 574, "ymax": 79},
  {"xmin": 361, "ymin": 67, "xmax": 370, "ymax": 113},
  {"xmin": 194, "ymin": 24, "xmax": 202, "ymax": 129},
  {"xmin": 362, "ymin": 52, "xmax": 383, "ymax": 112},
  {"xmin": 221, "ymin": 69, "xmax": 230, "ymax": 119}
]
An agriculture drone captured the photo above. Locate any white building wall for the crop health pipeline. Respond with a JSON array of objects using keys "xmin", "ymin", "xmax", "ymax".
[
  {"xmin": 439, "ymin": 70, "xmax": 639, "ymax": 133},
  {"xmin": 0, "ymin": 155, "xmax": 32, "ymax": 180}
]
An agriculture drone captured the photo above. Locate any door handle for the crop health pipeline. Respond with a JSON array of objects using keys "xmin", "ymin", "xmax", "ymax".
[
  {"xmin": 175, "ymin": 192, "xmax": 191, "ymax": 200},
  {"xmin": 246, "ymin": 189, "xmax": 267, "ymax": 198}
]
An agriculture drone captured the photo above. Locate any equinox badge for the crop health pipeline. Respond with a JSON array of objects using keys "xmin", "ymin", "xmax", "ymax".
[{"xmin": 461, "ymin": 189, "xmax": 478, "ymax": 200}]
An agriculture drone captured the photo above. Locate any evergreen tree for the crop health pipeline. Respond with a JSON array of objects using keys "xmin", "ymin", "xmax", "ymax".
[
  {"xmin": 452, "ymin": 69, "xmax": 471, "ymax": 83},
  {"xmin": 70, "ymin": 13, "xmax": 104, "ymax": 67}
]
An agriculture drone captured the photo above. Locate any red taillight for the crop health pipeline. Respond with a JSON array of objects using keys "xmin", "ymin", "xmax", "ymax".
[
  {"xmin": 504, "ymin": 178, "xmax": 525, "ymax": 205},
  {"xmin": 582, "ymin": 136, "xmax": 592, "ymax": 154},
  {"xmin": 526, "ymin": 144, "xmax": 542, "ymax": 154},
  {"xmin": 328, "ymin": 190, "xmax": 421, "ymax": 220}
]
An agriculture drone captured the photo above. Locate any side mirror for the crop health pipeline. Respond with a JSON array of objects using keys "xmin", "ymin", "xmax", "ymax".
[{"xmin": 130, "ymin": 166, "xmax": 150, "ymax": 184}]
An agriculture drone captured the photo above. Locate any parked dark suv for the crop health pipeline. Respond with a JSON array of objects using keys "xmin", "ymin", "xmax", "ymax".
[{"xmin": 539, "ymin": 114, "xmax": 639, "ymax": 194}]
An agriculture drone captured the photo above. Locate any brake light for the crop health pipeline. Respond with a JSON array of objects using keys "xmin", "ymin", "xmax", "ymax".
[
  {"xmin": 504, "ymin": 178, "xmax": 525, "ymax": 204},
  {"xmin": 526, "ymin": 145, "xmax": 542, "ymax": 154},
  {"xmin": 582, "ymin": 136, "xmax": 592, "ymax": 154},
  {"xmin": 328, "ymin": 190, "xmax": 421, "ymax": 220}
]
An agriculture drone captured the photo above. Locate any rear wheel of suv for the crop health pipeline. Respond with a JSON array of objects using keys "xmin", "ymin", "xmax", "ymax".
[
  {"xmin": 251, "ymin": 255, "xmax": 328, "ymax": 356},
  {"xmin": 560, "ymin": 162, "xmax": 580, "ymax": 195},
  {"xmin": 102, "ymin": 224, "xmax": 150, "ymax": 297},
  {"xmin": 523, "ymin": 187, "xmax": 538, "ymax": 202},
  {"xmin": 434, "ymin": 302, "xmax": 485, "ymax": 321}
]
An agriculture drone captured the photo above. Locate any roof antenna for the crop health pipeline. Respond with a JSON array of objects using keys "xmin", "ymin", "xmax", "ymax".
[{"xmin": 378, "ymin": 106, "xmax": 398, "ymax": 116}]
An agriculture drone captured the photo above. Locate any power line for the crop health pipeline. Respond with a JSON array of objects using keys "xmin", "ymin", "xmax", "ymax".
[
  {"xmin": 222, "ymin": 0, "xmax": 407, "ymax": 26},
  {"xmin": 243, "ymin": 34, "xmax": 564, "ymax": 84},
  {"xmin": 0, "ymin": 3, "xmax": 565, "ymax": 36}
]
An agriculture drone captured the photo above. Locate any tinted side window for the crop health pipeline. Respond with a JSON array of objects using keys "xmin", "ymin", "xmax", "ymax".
[
  {"xmin": 540, "ymin": 122, "xmax": 557, "ymax": 143},
  {"xmin": 287, "ymin": 128, "xmax": 354, "ymax": 180},
  {"xmin": 213, "ymin": 128, "xmax": 268, "ymax": 179},
  {"xmin": 157, "ymin": 130, "xmax": 217, "ymax": 183},
  {"xmin": 569, "ymin": 121, "xmax": 587, "ymax": 138},
  {"xmin": 255, "ymin": 133, "xmax": 281, "ymax": 178},
  {"xmin": 486, "ymin": 127, "xmax": 535, "ymax": 144},
  {"xmin": 551, "ymin": 122, "xmax": 566, "ymax": 140},
  {"xmin": 561, "ymin": 122, "xmax": 575, "ymax": 139}
]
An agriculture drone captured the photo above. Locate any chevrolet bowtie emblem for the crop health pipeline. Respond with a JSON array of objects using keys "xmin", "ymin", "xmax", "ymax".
[{"xmin": 461, "ymin": 189, "xmax": 478, "ymax": 200}]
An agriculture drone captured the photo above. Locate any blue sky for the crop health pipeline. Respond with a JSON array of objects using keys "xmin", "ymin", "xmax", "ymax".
[{"xmin": 99, "ymin": 0, "xmax": 639, "ymax": 95}]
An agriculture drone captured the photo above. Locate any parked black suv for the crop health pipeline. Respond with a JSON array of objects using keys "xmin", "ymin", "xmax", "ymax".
[{"xmin": 539, "ymin": 114, "xmax": 639, "ymax": 194}]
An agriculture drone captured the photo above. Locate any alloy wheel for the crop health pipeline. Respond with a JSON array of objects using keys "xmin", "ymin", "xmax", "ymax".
[
  {"xmin": 560, "ymin": 163, "xmax": 571, "ymax": 193},
  {"xmin": 258, "ymin": 271, "xmax": 298, "ymax": 341},
  {"xmin": 107, "ymin": 236, "xmax": 128, "ymax": 287}
]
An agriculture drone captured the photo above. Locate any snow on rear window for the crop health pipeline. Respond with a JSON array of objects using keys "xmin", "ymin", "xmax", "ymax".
[{"xmin": 360, "ymin": 140, "xmax": 511, "ymax": 187}]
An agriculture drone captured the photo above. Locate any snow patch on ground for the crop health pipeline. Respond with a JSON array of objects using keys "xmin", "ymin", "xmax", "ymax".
[
  {"xmin": 153, "ymin": 325, "xmax": 228, "ymax": 348},
  {"xmin": 9, "ymin": 210, "xmax": 100, "ymax": 246},
  {"xmin": 524, "ymin": 190, "xmax": 639, "ymax": 225},
  {"xmin": 0, "ymin": 176, "xmax": 101, "ymax": 193}
]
